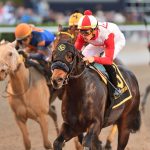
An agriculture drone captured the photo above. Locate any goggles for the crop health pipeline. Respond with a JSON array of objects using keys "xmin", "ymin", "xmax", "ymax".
[
  {"xmin": 80, "ymin": 29, "xmax": 93, "ymax": 36},
  {"xmin": 17, "ymin": 36, "xmax": 30, "ymax": 43}
]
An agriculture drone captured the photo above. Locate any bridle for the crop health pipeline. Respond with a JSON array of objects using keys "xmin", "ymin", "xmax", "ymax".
[
  {"xmin": 51, "ymin": 43, "xmax": 86, "ymax": 85},
  {"xmin": 56, "ymin": 31, "xmax": 75, "ymax": 44}
]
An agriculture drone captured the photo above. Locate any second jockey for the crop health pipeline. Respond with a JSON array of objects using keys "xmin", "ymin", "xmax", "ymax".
[{"xmin": 15, "ymin": 23, "xmax": 55, "ymax": 62}]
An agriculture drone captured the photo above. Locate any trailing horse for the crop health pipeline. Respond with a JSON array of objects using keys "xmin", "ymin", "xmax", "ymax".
[
  {"xmin": 0, "ymin": 40, "xmax": 57, "ymax": 150},
  {"xmin": 51, "ymin": 42, "xmax": 141, "ymax": 150}
]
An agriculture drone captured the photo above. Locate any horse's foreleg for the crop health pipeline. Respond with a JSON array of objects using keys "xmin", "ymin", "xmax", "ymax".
[
  {"xmin": 105, "ymin": 124, "xmax": 117, "ymax": 150},
  {"xmin": 53, "ymin": 122, "xmax": 76, "ymax": 150},
  {"xmin": 38, "ymin": 114, "xmax": 52, "ymax": 149},
  {"xmin": 74, "ymin": 134, "xmax": 84, "ymax": 150},
  {"xmin": 117, "ymin": 122, "xmax": 130, "ymax": 150},
  {"xmin": 83, "ymin": 119, "xmax": 102, "ymax": 150},
  {"xmin": 48, "ymin": 105, "xmax": 59, "ymax": 135},
  {"xmin": 15, "ymin": 118, "xmax": 31, "ymax": 150}
]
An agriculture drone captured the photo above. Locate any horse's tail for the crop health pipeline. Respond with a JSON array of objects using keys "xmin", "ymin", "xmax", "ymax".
[{"xmin": 128, "ymin": 110, "xmax": 141, "ymax": 133}]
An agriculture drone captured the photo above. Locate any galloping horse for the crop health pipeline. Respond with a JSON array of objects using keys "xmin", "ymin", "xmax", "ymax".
[
  {"xmin": 51, "ymin": 42, "xmax": 141, "ymax": 150},
  {"xmin": 53, "ymin": 25, "xmax": 123, "ymax": 150},
  {"xmin": 0, "ymin": 40, "xmax": 55, "ymax": 150}
]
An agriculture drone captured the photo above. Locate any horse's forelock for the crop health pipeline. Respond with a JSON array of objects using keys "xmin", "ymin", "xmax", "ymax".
[{"xmin": 0, "ymin": 40, "xmax": 9, "ymax": 45}]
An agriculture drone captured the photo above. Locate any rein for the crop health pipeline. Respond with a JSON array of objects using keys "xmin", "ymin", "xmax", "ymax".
[{"xmin": 69, "ymin": 53, "xmax": 86, "ymax": 79}]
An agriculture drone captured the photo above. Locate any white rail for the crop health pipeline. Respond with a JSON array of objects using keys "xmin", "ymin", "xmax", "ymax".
[{"xmin": 0, "ymin": 25, "xmax": 149, "ymax": 33}]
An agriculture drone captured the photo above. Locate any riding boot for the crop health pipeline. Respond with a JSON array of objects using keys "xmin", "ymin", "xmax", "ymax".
[
  {"xmin": 25, "ymin": 59, "xmax": 51, "ymax": 85},
  {"xmin": 25, "ymin": 59, "xmax": 45, "ymax": 74},
  {"xmin": 104, "ymin": 65, "xmax": 121, "ymax": 98}
]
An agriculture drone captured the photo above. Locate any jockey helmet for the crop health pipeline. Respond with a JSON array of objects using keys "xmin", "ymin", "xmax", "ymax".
[
  {"xmin": 78, "ymin": 10, "xmax": 98, "ymax": 30},
  {"xmin": 69, "ymin": 12, "xmax": 83, "ymax": 26},
  {"xmin": 15, "ymin": 23, "xmax": 32, "ymax": 40}
]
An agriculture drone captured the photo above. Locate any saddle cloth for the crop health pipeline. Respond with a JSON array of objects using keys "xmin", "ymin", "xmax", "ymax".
[
  {"xmin": 111, "ymin": 63, "xmax": 132, "ymax": 109},
  {"xmin": 90, "ymin": 63, "xmax": 132, "ymax": 109}
]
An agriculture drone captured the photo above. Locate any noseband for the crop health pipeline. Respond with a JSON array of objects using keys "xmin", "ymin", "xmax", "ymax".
[{"xmin": 51, "ymin": 43, "xmax": 86, "ymax": 84}]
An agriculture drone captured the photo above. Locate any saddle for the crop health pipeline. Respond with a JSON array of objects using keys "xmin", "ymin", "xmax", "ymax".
[{"xmin": 89, "ymin": 63, "xmax": 132, "ymax": 109}]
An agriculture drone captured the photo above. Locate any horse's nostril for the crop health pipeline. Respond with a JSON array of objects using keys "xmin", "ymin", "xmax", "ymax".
[{"xmin": 0, "ymin": 69, "xmax": 5, "ymax": 73}]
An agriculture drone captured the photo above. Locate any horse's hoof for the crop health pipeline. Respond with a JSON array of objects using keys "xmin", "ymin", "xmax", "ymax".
[
  {"xmin": 104, "ymin": 145, "xmax": 112, "ymax": 150},
  {"xmin": 53, "ymin": 140, "xmax": 63, "ymax": 150},
  {"xmin": 83, "ymin": 147, "xmax": 90, "ymax": 150},
  {"xmin": 44, "ymin": 141, "xmax": 52, "ymax": 149},
  {"xmin": 104, "ymin": 140, "xmax": 112, "ymax": 150}
]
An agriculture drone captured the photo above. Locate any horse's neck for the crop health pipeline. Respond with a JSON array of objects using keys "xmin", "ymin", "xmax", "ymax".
[{"xmin": 9, "ymin": 63, "xmax": 29, "ymax": 92}]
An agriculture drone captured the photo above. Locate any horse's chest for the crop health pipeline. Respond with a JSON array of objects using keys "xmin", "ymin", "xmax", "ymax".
[{"xmin": 62, "ymin": 107, "xmax": 89, "ymax": 128}]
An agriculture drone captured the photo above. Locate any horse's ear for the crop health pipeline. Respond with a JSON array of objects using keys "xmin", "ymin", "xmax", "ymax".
[
  {"xmin": 8, "ymin": 40, "xmax": 16, "ymax": 48},
  {"xmin": 0, "ymin": 39, "xmax": 5, "ymax": 44},
  {"xmin": 58, "ymin": 24, "xmax": 62, "ymax": 32}
]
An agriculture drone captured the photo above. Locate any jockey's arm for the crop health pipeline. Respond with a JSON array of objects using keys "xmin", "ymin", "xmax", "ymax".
[
  {"xmin": 75, "ymin": 34, "xmax": 85, "ymax": 51},
  {"xmin": 14, "ymin": 40, "xmax": 32, "ymax": 53},
  {"xmin": 94, "ymin": 33, "xmax": 115, "ymax": 65}
]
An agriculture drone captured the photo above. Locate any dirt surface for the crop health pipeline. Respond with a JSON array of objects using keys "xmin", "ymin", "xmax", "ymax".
[{"xmin": 0, "ymin": 42, "xmax": 150, "ymax": 150}]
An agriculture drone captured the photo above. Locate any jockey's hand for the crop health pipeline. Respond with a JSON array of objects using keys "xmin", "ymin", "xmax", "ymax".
[
  {"xmin": 18, "ymin": 50, "xmax": 29, "ymax": 59},
  {"xmin": 83, "ymin": 56, "xmax": 95, "ymax": 63}
]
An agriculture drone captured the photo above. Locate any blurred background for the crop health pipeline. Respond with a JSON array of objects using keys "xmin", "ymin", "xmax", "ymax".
[
  {"xmin": 0, "ymin": 1, "xmax": 150, "ymax": 150},
  {"xmin": 0, "ymin": 0, "xmax": 150, "ymax": 25},
  {"xmin": 0, "ymin": 0, "xmax": 149, "ymax": 45}
]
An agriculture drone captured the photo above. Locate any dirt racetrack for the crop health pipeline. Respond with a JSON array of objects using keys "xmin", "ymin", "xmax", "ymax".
[{"xmin": 0, "ymin": 41, "xmax": 150, "ymax": 150}]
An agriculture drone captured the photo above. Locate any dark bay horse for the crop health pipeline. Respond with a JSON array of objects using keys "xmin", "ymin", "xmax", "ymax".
[
  {"xmin": 52, "ymin": 25, "xmax": 124, "ymax": 150},
  {"xmin": 51, "ymin": 42, "xmax": 141, "ymax": 150}
]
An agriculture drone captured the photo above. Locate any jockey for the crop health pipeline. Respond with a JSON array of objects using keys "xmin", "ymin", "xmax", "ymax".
[
  {"xmin": 68, "ymin": 11, "xmax": 83, "ymax": 37},
  {"xmin": 75, "ymin": 10, "xmax": 126, "ymax": 97},
  {"xmin": 15, "ymin": 23, "xmax": 55, "ymax": 62}
]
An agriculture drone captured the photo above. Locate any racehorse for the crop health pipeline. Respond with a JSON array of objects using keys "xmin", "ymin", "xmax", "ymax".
[
  {"xmin": 53, "ymin": 25, "xmax": 123, "ymax": 150},
  {"xmin": 0, "ymin": 40, "xmax": 57, "ymax": 150},
  {"xmin": 51, "ymin": 41, "xmax": 141, "ymax": 150}
]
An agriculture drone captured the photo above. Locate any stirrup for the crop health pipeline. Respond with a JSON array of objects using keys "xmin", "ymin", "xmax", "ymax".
[{"xmin": 113, "ymin": 88, "xmax": 122, "ymax": 98}]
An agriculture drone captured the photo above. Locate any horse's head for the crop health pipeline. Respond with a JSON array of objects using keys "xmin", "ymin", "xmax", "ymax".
[
  {"xmin": 52, "ymin": 25, "xmax": 76, "ymax": 51},
  {"xmin": 51, "ymin": 41, "xmax": 82, "ymax": 89},
  {"xmin": 0, "ymin": 40, "xmax": 20, "ymax": 80}
]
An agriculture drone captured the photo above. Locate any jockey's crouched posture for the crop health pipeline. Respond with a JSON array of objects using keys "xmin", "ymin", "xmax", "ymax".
[
  {"xmin": 75, "ymin": 10, "xmax": 126, "ymax": 98},
  {"xmin": 14, "ymin": 23, "xmax": 55, "ymax": 83}
]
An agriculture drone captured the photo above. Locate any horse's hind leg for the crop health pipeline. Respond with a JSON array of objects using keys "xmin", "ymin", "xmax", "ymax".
[
  {"xmin": 117, "ymin": 122, "xmax": 130, "ymax": 150},
  {"xmin": 141, "ymin": 85, "xmax": 150, "ymax": 112},
  {"xmin": 38, "ymin": 114, "xmax": 52, "ymax": 149},
  {"xmin": 48, "ymin": 105, "xmax": 59, "ymax": 135},
  {"xmin": 105, "ymin": 124, "xmax": 117, "ymax": 150},
  {"xmin": 15, "ymin": 118, "xmax": 31, "ymax": 150}
]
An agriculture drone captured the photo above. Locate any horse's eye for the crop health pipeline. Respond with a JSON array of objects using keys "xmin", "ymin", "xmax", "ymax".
[
  {"xmin": 9, "ymin": 52, "xmax": 13, "ymax": 56},
  {"xmin": 65, "ymin": 52, "xmax": 73, "ymax": 63}
]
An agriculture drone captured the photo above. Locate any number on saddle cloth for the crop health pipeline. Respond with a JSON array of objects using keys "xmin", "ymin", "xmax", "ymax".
[{"xmin": 111, "ymin": 63, "xmax": 132, "ymax": 109}]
